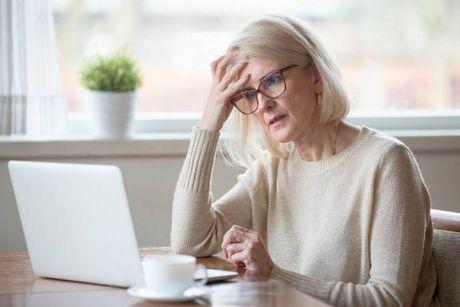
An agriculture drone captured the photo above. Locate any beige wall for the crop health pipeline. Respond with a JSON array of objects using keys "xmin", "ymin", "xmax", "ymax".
[{"xmin": 0, "ymin": 139, "xmax": 459, "ymax": 251}]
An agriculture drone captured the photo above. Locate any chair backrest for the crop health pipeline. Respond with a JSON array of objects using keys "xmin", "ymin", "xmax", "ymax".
[
  {"xmin": 431, "ymin": 209, "xmax": 460, "ymax": 307},
  {"xmin": 431, "ymin": 209, "xmax": 460, "ymax": 232}
]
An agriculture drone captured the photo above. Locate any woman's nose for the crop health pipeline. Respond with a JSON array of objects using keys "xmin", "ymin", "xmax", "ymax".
[{"xmin": 257, "ymin": 93, "xmax": 275, "ymax": 113}]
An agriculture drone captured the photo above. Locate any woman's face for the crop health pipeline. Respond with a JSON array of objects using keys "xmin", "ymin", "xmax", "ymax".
[{"xmin": 239, "ymin": 57, "xmax": 322, "ymax": 143}]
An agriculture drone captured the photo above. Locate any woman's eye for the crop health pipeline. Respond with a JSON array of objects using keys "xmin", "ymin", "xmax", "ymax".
[
  {"xmin": 242, "ymin": 91, "xmax": 256, "ymax": 100},
  {"xmin": 264, "ymin": 74, "xmax": 281, "ymax": 87}
]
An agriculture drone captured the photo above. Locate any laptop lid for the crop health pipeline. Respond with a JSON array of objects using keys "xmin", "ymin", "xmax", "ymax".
[{"xmin": 8, "ymin": 161, "xmax": 143, "ymax": 287}]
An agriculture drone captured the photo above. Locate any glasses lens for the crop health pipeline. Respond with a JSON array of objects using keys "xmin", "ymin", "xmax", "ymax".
[
  {"xmin": 234, "ymin": 91, "xmax": 258, "ymax": 114},
  {"xmin": 260, "ymin": 73, "xmax": 285, "ymax": 98}
]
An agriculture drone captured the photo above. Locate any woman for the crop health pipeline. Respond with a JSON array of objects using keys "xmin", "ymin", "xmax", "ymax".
[{"xmin": 171, "ymin": 14, "xmax": 437, "ymax": 306}]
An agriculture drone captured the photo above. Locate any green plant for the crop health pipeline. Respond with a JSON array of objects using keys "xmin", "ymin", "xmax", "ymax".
[{"xmin": 80, "ymin": 48, "xmax": 141, "ymax": 92}]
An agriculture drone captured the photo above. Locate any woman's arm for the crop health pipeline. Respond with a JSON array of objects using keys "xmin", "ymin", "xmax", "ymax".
[
  {"xmin": 270, "ymin": 144, "xmax": 435, "ymax": 307},
  {"xmin": 170, "ymin": 127, "xmax": 266, "ymax": 257},
  {"xmin": 171, "ymin": 50, "xmax": 259, "ymax": 256}
]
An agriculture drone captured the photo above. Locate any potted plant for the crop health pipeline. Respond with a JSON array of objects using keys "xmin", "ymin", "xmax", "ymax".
[{"xmin": 80, "ymin": 48, "xmax": 141, "ymax": 138}]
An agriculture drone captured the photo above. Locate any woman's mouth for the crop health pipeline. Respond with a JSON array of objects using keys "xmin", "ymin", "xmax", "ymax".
[{"xmin": 269, "ymin": 115, "xmax": 287, "ymax": 128}]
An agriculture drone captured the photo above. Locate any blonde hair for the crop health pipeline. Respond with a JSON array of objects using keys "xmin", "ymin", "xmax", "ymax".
[{"xmin": 219, "ymin": 14, "xmax": 350, "ymax": 168}]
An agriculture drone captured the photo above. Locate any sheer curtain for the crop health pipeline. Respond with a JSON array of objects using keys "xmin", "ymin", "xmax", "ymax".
[{"xmin": 0, "ymin": 0, "xmax": 67, "ymax": 136}]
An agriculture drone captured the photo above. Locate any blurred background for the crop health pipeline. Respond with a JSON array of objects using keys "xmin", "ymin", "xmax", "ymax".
[{"xmin": 51, "ymin": 0, "xmax": 460, "ymax": 116}]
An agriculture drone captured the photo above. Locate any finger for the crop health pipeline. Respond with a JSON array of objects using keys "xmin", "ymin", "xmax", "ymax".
[
  {"xmin": 210, "ymin": 55, "xmax": 225, "ymax": 75},
  {"xmin": 229, "ymin": 249, "xmax": 249, "ymax": 267},
  {"xmin": 225, "ymin": 242, "xmax": 247, "ymax": 259},
  {"xmin": 221, "ymin": 226, "xmax": 248, "ymax": 257},
  {"xmin": 223, "ymin": 74, "xmax": 251, "ymax": 100},
  {"xmin": 221, "ymin": 229, "xmax": 245, "ymax": 256},
  {"xmin": 222, "ymin": 226, "xmax": 244, "ymax": 248},
  {"xmin": 222, "ymin": 228, "xmax": 237, "ymax": 259},
  {"xmin": 221, "ymin": 225, "xmax": 253, "ymax": 258},
  {"xmin": 215, "ymin": 51, "xmax": 238, "ymax": 81},
  {"xmin": 221, "ymin": 62, "xmax": 248, "ymax": 88},
  {"xmin": 227, "ymin": 46, "xmax": 239, "ymax": 54}
]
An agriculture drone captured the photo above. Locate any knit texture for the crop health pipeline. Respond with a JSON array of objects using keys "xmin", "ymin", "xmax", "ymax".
[{"xmin": 171, "ymin": 126, "xmax": 438, "ymax": 306}]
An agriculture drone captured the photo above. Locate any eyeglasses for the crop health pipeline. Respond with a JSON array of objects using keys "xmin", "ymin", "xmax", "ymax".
[{"xmin": 231, "ymin": 64, "xmax": 298, "ymax": 115}]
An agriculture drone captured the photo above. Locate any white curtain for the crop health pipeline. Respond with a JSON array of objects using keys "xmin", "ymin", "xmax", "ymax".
[{"xmin": 0, "ymin": 0, "xmax": 67, "ymax": 136}]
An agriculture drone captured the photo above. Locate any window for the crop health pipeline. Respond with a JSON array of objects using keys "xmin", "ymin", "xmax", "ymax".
[{"xmin": 52, "ymin": 0, "xmax": 460, "ymax": 120}]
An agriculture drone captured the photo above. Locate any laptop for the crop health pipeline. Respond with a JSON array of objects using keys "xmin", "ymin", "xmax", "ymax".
[{"xmin": 8, "ymin": 161, "xmax": 237, "ymax": 288}]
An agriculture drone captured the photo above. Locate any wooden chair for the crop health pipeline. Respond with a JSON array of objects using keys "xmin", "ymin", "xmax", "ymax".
[
  {"xmin": 430, "ymin": 209, "xmax": 460, "ymax": 307},
  {"xmin": 431, "ymin": 209, "xmax": 460, "ymax": 232}
]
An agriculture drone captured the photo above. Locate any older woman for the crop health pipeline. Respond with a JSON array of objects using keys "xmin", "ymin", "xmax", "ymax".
[{"xmin": 171, "ymin": 15, "xmax": 437, "ymax": 306}]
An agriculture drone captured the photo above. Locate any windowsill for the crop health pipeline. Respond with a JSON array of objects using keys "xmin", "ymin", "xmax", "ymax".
[
  {"xmin": 0, "ymin": 129, "xmax": 459, "ymax": 159},
  {"xmin": 0, "ymin": 132, "xmax": 192, "ymax": 159}
]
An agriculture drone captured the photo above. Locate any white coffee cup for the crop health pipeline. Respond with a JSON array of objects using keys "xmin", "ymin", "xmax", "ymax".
[{"xmin": 141, "ymin": 254, "xmax": 208, "ymax": 296}]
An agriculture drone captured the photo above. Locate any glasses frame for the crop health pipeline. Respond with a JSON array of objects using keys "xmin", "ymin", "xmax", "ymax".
[{"xmin": 231, "ymin": 64, "xmax": 298, "ymax": 115}]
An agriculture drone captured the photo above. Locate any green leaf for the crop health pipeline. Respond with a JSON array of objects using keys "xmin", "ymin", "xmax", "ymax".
[{"xmin": 79, "ymin": 47, "xmax": 141, "ymax": 92}]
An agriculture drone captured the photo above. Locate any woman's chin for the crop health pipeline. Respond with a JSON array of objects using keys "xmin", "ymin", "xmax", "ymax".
[{"xmin": 269, "ymin": 127, "xmax": 293, "ymax": 143}]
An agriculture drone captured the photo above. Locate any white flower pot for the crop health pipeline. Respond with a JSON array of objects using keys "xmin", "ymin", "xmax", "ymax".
[{"xmin": 88, "ymin": 90, "xmax": 136, "ymax": 138}]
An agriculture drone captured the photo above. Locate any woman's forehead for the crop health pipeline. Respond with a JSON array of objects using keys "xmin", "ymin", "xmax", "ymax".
[{"xmin": 239, "ymin": 57, "xmax": 282, "ymax": 87}]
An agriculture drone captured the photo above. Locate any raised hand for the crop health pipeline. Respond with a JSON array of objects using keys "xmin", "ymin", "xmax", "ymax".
[{"xmin": 197, "ymin": 51, "xmax": 250, "ymax": 132}]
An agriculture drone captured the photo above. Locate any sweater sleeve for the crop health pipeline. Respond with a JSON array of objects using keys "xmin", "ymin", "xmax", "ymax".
[
  {"xmin": 270, "ymin": 144, "xmax": 432, "ymax": 307},
  {"xmin": 170, "ymin": 126, "xmax": 266, "ymax": 257}
]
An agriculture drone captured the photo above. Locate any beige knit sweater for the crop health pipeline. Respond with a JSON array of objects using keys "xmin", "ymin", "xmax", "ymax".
[{"xmin": 171, "ymin": 126, "xmax": 438, "ymax": 306}]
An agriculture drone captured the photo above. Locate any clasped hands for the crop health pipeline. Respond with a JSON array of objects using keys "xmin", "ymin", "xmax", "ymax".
[{"xmin": 221, "ymin": 225, "xmax": 274, "ymax": 277}]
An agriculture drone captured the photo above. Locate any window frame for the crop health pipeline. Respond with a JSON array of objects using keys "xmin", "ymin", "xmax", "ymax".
[{"xmin": 66, "ymin": 111, "xmax": 460, "ymax": 135}]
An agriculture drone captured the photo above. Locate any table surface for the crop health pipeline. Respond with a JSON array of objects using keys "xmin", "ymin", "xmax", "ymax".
[{"xmin": 0, "ymin": 248, "xmax": 329, "ymax": 307}]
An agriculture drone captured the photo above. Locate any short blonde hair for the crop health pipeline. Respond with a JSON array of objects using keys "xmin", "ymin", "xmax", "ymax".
[{"xmin": 219, "ymin": 14, "xmax": 350, "ymax": 168}]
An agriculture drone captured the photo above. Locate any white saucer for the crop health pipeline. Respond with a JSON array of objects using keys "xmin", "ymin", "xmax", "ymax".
[{"xmin": 127, "ymin": 286, "xmax": 212, "ymax": 302}]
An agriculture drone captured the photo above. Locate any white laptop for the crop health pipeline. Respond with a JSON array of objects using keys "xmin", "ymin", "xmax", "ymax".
[{"xmin": 8, "ymin": 161, "xmax": 237, "ymax": 288}]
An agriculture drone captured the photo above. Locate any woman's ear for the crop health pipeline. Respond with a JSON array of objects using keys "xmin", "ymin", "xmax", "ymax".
[{"xmin": 312, "ymin": 65, "xmax": 323, "ymax": 94}]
